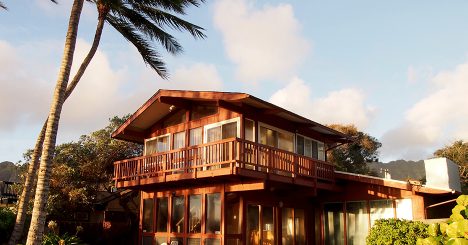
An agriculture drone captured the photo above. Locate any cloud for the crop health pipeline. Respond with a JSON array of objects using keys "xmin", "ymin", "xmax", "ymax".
[
  {"xmin": 270, "ymin": 77, "xmax": 375, "ymax": 129},
  {"xmin": 213, "ymin": 0, "xmax": 310, "ymax": 83},
  {"xmin": 381, "ymin": 62, "xmax": 468, "ymax": 160}
]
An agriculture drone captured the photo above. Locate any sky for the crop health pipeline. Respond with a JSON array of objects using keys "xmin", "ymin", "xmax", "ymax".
[{"xmin": 1, "ymin": 0, "xmax": 468, "ymax": 164}]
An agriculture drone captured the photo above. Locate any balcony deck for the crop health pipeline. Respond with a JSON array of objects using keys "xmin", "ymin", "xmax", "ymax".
[{"xmin": 113, "ymin": 138, "xmax": 335, "ymax": 190}]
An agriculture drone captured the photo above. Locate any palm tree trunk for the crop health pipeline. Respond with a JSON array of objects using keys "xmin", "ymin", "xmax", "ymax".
[
  {"xmin": 25, "ymin": 0, "xmax": 84, "ymax": 244},
  {"xmin": 9, "ymin": 10, "xmax": 106, "ymax": 244}
]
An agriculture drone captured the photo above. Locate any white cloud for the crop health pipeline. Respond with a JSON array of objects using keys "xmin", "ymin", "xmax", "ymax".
[
  {"xmin": 270, "ymin": 77, "xmax": 375, "ymax": 129},
  {"xmin": 381, "ymin": 62, "xmax": 468, "ymax": 160},
  {"xmin": 213, "ymin": 0, "xmax": 310, "ymax": 83}
]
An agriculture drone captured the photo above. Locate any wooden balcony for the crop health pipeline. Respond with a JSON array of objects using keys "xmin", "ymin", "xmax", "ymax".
[{"xmin": 113, "ymin": 138, "xmax": 335, "ymax": 189}]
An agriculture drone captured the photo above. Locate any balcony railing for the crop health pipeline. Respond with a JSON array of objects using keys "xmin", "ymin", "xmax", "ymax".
[{"xmin": 114, "ymin": 138, "xmax": 335, "ymax": 187}]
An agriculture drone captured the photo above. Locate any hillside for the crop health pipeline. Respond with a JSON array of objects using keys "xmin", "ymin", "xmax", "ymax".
[
  {"xmin": 368, "ymin": 160, "xmax": 425, "ymax": 181},
  {"xmin": 0, "ymin": 161, "xmax": 20, "ymax": 182}
]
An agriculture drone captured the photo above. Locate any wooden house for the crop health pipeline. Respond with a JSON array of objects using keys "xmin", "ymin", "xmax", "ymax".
[{"xmin": 112, "ymin": 90, "xmax": 458, "ymax": 245}]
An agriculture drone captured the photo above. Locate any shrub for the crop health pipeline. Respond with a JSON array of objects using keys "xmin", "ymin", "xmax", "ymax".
[
  {"xmin": 42, "ymin": 233, "xmax": 84, "ymax": 245},
  {"xmin": 366, "ymin": 218, "xmax": 428, "ymax": 245},
  {"xmin": 0, "ymin": 207, "xmax": 16, "ymax": 244},
  {"xmin": 417, "ymin": 195, "xmax": 468, "ymax": 244}
]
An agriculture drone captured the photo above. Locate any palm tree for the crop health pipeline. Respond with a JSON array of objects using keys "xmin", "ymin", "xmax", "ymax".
[{"xmin": 12, "ymin": 0, "xmax": 205, "ymax": 244}]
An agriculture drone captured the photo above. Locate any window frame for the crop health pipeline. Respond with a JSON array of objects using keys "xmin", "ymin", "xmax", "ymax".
[
  {"xmin": 257, "ymin": 122, "xmax": 295, "ymax": 152},
  {"xmin": 296, "ymin": 134, "xmax": 325, "ymax": 161},
  {"xmin": 203, "ymin": 117, "xmax": 241, "ymax": 143},
  {"xmin": 144, "ymin": 133, "xmax": 171, "ymax": 155}
]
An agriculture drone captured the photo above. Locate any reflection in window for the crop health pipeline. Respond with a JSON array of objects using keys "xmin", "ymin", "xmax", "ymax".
[
  {"xmin": 172, "ymin": 196, "xmax": 185, "ymax": 233},
  {"xmin": 324, "ymin": 203, "xmax": 345, "ymax": 245},
  {"xmin": 282, "ymin": 208, "xmax": 293, "ymax": 245},
  {"xmin": 295, "ymin": 209, "xmax": 305, "ymax": 245},
  {"xmin": 346, "ymin": 202, "xmax": 368, "ymax": 245},
  {"xmin": 206, "ymin": 193, "xmax": 221, "ymax": 234},
  {"xmin": 204, "ymin": 239, "xmax": 220, "ymax": 245},
  {"xmin": 156, "ymin": 197, "xmax": 168, "ymax": 232},
  {"xmin": 188, "ymin": 238, "xmax": 201, "ymax": 245},
  {"xmin": 225, "ymin": 194, "xmax": 240, "ymax": 234},
  {"xmin": 247, "ymin": 205, "xmax": 259, "ymax": 245},
  {"xmin": 370, "ymin": 200, "xmax": 394, "ymax": 227},
  {"xmin": 259, "ymin": 126, "xmax": 293, "ymax": 152},
  {"xmin": 263, "ymin": 206, "xmax": 275, "ymax": 245},
  {"xmin": 245, "ymin": 119, "xmax": 255, "ymax": 141},
  {"xmin": 142, "ymin": 198, "xmax": 153, "ymax": 232},
  {"xmin": 155, "ymin": 237, "xmax": 167, "ymax": 245},
  {"xmin": 189, "ymin": 195, "xmax": 202, "ymax": 233},
  {"xmin": 296, "ymin": 135, "xmax": 325, "ymax": 161}
]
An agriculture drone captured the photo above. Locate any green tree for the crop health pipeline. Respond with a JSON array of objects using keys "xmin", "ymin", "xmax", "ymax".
[
  {"xmin": 327, "ymin": 124, "xmax": 382, "ymax": 175},
  {"xmin": 17, "ymin": 1, "xmax": 205, "ymax": 244},
  {"xmin": 434, "ymin": 140, "xmax": 468, "ymax": 192}
]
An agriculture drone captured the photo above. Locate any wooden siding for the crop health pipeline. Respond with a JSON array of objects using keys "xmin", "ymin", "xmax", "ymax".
[{"xmin": 114, "ymin": 138, "xmax": 335, "ymax": 189}]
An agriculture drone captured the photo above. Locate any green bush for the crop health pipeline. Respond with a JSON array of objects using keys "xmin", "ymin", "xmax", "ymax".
[
  {"xmin": 42, "ymin": 233, "xmax": 84, "ymax": 245},
  {"xmin": 417, "ymin": 195, "xmax": 468, "ymax": 245},
  {"xmin": 0, "ymin": 207, "xmax": 16, "ymax": 244},
  {"xmin": 366, "ymin": 218, "xmax": 428, "ymax": 245}
]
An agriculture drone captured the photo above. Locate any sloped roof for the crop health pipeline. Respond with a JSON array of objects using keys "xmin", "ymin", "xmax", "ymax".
[{"xmin": 112, "ymin": 89, "xmax": 351, "ymax": 144}]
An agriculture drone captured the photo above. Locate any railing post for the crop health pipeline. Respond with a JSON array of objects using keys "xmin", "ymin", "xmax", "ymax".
[
  {"xmin": 293, "ymin": 155, "xmax": 298, "ymax": 178},
  {"xmin": 137, "ymin": 159, "xmax": 141, "ymax": 183}
]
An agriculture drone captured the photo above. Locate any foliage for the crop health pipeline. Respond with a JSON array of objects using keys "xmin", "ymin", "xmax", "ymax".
[
  {"xmin": 327, "ymin": 124, "xmax": 382, "ymax": 175},
  {"xmin": 434, "ymin": 140, "xmax": 468, "ymax": 192},
  {"xmin": 26, "ymin": 116, "xmax": 143, "ymax": 220},
  {"xmin": 417, "ymin": 195, "xmax": 468, "ymax": 244},
  {"xmin": 366, "ymin": 218, "xmax": 428, "ymax": 245},
  {"xmin": 0, "ymin": 207, "xmax": 16, "ymax": 244},
  {"xmin": 42, "ymin": 233, "xmax": 84, "ymax": 245}
]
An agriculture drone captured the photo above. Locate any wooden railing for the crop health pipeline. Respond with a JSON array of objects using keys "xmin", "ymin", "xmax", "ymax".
[{"xmin": 114, "ymin": 138, "xmax": 335, "ymax": 185}]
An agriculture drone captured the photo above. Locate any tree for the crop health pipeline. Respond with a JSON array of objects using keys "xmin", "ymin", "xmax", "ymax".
[
  {"xmin": 327, "ymin": 124, "xmax": 382, "ymax": 175},
  {"xmin": 434, "ymin": 140, "xmax": 468, "ymax": 191},
  {"xmin": 18, "ymin": 1, "xmax": 205, "ymax": 244}
]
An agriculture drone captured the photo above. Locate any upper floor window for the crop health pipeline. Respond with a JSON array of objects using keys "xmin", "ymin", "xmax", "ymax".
[
  {"xmin": 191, "ymin": 105, "xmax": 218, "ymax": 120},
  {"xmin": 190, "ymin": 127, "xmax": 203, "ymax": 146},
  {"xmin": 259, "ymin": 124, "xmax": 294, "ymax": 152},
  {"xmin": 204, "ymin": 118, "xmax": 239, "ymax": 143},
  {"xmin": 296, "ymin": 135, "xmax": 325, "ymax": 161},
  {"xmin": 173, "ymin": 131, "xmax": 185, "ymax": 149},
  {"xmin": 145, "ymin": 134, "xmax": 170, "ymax": 155},
  {"xmin": 244, "ymin": 119, "xmax": 255, "ymax": 142}
]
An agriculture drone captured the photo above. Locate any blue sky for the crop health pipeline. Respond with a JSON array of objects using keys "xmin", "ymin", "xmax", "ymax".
[{"xmin": 1, "ymin": 0, "xmax": 468, "ymax": 163}]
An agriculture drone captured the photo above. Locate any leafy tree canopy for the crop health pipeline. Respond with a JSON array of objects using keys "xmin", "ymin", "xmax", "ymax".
[
  {"xmin": 434, "ymin": 140, "xmax": 468, "ymax": 167},
  {"xmin": 327, "ymin": 124, "xmax": 382, "ymax": 175}
]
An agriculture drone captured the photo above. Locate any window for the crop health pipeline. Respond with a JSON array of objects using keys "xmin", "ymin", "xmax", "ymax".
[
  {"xmin": 173, "ymin": 131, "xmax": 185, "ymax": 149},
  {"xmin": 225, "ymin": 194, "xmax": 240, "ymax": 234},
  {"xmin": 294, "ymin": 209, "xmax": 305, "ymax": 245},
  {"xmin": 244, "ymin": 119, "xmax": 255, "ymax": 142},
  {"xmin": 191, "ymin": 105, "xmax": 218, "ymax": 120},
  {"xmin": 205, "ymin": 119, "xmax": 239, "ymax": 143},
  {"xmin": 190, "ymin": 127, "xmax": 203, "ymax": 146},
  {"xmin": 282, "ymin": 208, "xmax": 305, "ymax": 245},
  {"xmin": 142, "ymin": 198, "xmax": 154, "ymax": 232},
  {"xmin": 247, "ymin": 205, "xmax": 260, "ymax": 245},
  {"xmin": 346, "ymin": 202, "xmax": 368, "ymax": 245},
  {"xmin": 172, "ymin": 196, "xmax": 185, "ymax": 233},
  {"xmin": 145, "ymin": 134, "xmax": 170, "ymax": 155},
  {"xmin": 189, "ymin": 195, "xmax": 202, "ymax": 233},
  {"xmin": 370, "ymin": 200, "xmax": 394, "ymax": 227},
  {"xmin": 296, "ymin": 135, "xmax": 325, "ymax": 161},
  {"xmin": 206, "ymin": 193, "xmax": 221, "ymax": 234},
  {"xmin": 263, "ymin": 207, "xmax": 275, "ymax": 245},
  {"xmin": 259, "ymin": 124, "xmax": 294, "ymax": 152},
  {"xmin": 324, "ymin": 203, "xmax": 345, "ymax": 245},
  {"xmin": 156, "ymin": 197, "xmax": 168, "ymax": 232}
]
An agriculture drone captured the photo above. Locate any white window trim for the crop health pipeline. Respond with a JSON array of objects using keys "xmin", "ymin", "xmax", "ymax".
[
  {"xmin": 203, "ymin": 117, "xmax": 241, "ymax": 143},
  {"xmin": 296, "ymin": 133, "xmax": 325, "ymax": 159},
  {"xmin": 144, "ymin": 133, "xmax": 171, "ymax": 155},
  {"xmin": 257, "ymin": 122, "xmax": 295, "ymax": 152}
]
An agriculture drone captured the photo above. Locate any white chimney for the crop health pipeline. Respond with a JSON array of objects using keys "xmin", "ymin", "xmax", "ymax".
[{"xmin": 424, "ymin": 157, "xmax": 461, "ymax": 193}]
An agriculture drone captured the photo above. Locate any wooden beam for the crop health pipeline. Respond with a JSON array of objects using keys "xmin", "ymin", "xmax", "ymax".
[{"xmin": 225, "ymin": 181, "xmax": 265, "ymax": 192}]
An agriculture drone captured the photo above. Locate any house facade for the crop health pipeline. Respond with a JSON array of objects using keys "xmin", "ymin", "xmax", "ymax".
[{"xmin": 112, "ymin": 90, "xmax": 458, "ymax": 245}]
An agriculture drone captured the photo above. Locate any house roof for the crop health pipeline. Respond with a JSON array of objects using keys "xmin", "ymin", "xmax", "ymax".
[{"xmin": 112, "ymin": 89, "xmax": 352, "ymax": 144}]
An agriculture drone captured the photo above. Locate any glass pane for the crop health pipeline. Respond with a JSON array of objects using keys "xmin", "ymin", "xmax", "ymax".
[
  {"xmin": 260, "ymin": 127, "xmax": 278, "ymax": 148},
  {"xmin": 282, "ymin": 208, "xmax": 293, "ymax": 245},
  {"xmin": 262, "ymin": 206, "xmax": 275, "ymax": 245},
  {"xmin": 304, "ymin": 138, "xmax": 312, "ymax": 157},
  {"xmin": 370, "ymin": 200, "xmax": 394, "ymax": 227},
  {"xmin": 226, "ymin": 194, "xmax": 240, "ymax": 234},
  {"xmin": 190, "ymin": 127, "xmax": 202, "ymax": 146},
  {"xmin": 157, "ymin": 197, "xmax": 168, "ymax": 232},
  {"xmin": 142, "ymin": 198, "xmax": 154, "ymax": 232},
  {"xmin": 204, "ymin": 239, "xmax": 220, "ymax": 245},
  {"xmin": 295, "ymin": 209, "xmax": 306, "ymax": 245},
  {"xmin": 312, "ymin": 141, "xmax": 318, "ymax": 159},
  {"xmin": 170, "ymin": 237, "xmax": 184, "ymax": 245},
  {"xmin": 188, "ymin": 238, "xmax": 201, "ymax": 245},
  {"xmin": 346, "ymin": 202, "xmax": 368, "ymax": 245},
  {"xmin": 189, "ymin": 195, "xmax": 202, "ymax": 233},
  {"xmin": 296, "ymin": 136, "xmax": 304, "ymax": 155},
  {"xmin": 158, "ymin": 135, "xmax": 170, "ymax": 152},
  {"xmin": 245, "ymin": 119, "xmax": 255, "ymax": 141},
  {"xmin": 173, "ymin": 131, "xmax": 185, "ymax": 149},
  {"xmin": 318, "ymin": 142, "xmax": 325, "ymax": 161},
  {"xmin": 226, "ymin": 238, "xmax": 241, "ymax": 245},
  {"xmin": 324, "ymin": 203, "xmax": 345, "ymax": 245},
  {"xmin": 278, "ymin": 132, "xmax": 294, "ymax": 152},
  {"xmin": 222, "ymin": 122, "xmax": 237, "ymax": 139},
  {"xmin": 142, "ymin": 236, "xmax": 153, "ymax": 245},
  {"xmin": 247, "ymin": 205, "xmax": 260, "ymax": 245},
  {"xmin": 206, "ymin": 193, "xmax": 221, "ymax": 234},
  {"xmin": 146, "ymin": 139, "xmax": 158, "ymax": 155},
  {"xmin": 172, "ymin": 196, "xmax": 185, "ymax": 233},
  {"xmin": 155, "ymin": 236, "xmax": 168, "ymax": 245},
  {"xmin": 207, "ymin": 126, "xmax": 222, "ymax": 143}
]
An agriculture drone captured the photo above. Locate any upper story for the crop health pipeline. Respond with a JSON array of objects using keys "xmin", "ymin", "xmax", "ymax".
[{"xmin": 112, "ymin": 90, "xmax": 351, "ymax": 191}]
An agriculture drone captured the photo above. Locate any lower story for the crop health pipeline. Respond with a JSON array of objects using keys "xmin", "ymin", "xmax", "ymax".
[{"xmin": 138, "ymin": 172, "xmax": 458, "ymax": 245}]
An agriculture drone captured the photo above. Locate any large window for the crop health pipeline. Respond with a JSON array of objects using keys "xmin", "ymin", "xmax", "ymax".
[
  {"xmin": 173, "ymin": 131, "xmax": 185, "ymax": 149},
  {"xmin": 206, "ymin": 193, "xmax": 221, "ymax": 234},
  {"xmin": 172, "ymin": 196, "xmax": 185, "ymax": 233},
  {"xmin": 205, "ymin": 119, "xmax": 239, "ymax": 143},
  {"xmin": 189, "ymin": 195, "xmax": 202, "ymax": 233},
  {"xmin": 142, "ymin": 198, "xmax": 154, "ymax": 232},
  {"xmin": 346, "ymin": 202, "xmax": 368, "ymax": 245},
  {"xmin": 282, "ymin": 208, "xmax": 305, "ymax": 245},
  {"xmin": 324, "ymin": 203, "xmax": 345, "ymax": 245},
  {"xmin": 259, "ymin": 124, "xmax": 294, "ymax": 152},
  {"xmin": 156, "ymin": 197, "xmax": 168, "ymax": 232},
  {"xmin": 145, "ymin": 134, "xmax": 170, "ymax": 155},
  {"xmin": 244, "ymin": 119, "xmax": 255, "ymax": 142},
  {"xmin": 190, "ymin": 127, "xmax": 203, "ymax": 146},
  {"xmin": 296, "ymin": 135, "xmax": 325, "ymax": 161}
]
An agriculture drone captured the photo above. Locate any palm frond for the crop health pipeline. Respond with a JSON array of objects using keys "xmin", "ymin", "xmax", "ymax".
[
  {"xmin": 126, "ymin": 0, "xmax": 204, "ymax": 15},
  {"xmin": 0, "ymin": 2, "xmax": 7, "ymax": 10},
  {"xmin": 107, "ymin": 15, "xmax": 168, "ymax": 79},
  {"xmin": 110, "ymin": 4, "xmax": 183, "ymax": 54},
  {"xmin": 132, "ymin": 4, "xmax": 205, "ymax": 39}
]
